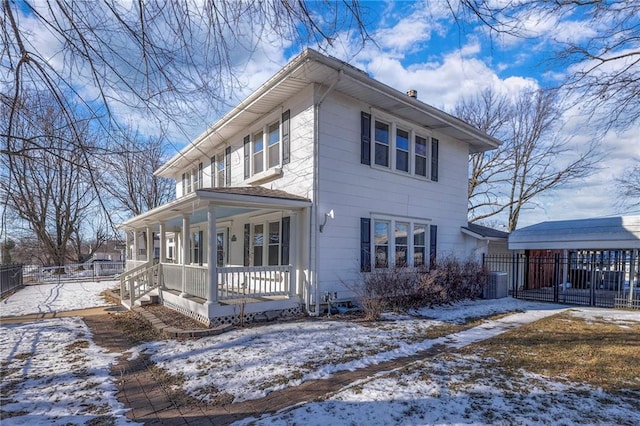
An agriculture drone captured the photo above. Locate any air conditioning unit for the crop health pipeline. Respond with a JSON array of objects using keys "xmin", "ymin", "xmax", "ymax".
[{"xmin": 484, "ymin": 272, "xmax": 508, "ymax": 299}]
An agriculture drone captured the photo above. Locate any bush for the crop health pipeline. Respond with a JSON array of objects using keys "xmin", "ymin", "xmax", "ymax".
[
  {"xmin": 348, "ymin": 257, "xmax": 490, "ymax": 319},
  {"xmin": 418, "ymin": 256, "xmax": 489, "ymax": 307}
]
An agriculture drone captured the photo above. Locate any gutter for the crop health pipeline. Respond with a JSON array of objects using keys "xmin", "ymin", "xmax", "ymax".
[{"xmin": 307, "ymin": 70, "xmax": 343, "ymax": 316}]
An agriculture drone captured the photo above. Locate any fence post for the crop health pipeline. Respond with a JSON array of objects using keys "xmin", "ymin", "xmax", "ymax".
[
  {"xmin": 511, "ymin": 252, "xmax": 518, "ymax": 298},
  {"xmin": 553, "ymin": 253, "xmax": 560, "ymax": 303},
  {"xmin": 590, "ymin": 252, "xmax": 596, "ymax": 306}
]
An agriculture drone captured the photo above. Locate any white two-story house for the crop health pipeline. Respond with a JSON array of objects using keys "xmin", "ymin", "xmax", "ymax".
[{"xmin": 120, "ymin": 49, "xmax": 501, "ymax": 325}]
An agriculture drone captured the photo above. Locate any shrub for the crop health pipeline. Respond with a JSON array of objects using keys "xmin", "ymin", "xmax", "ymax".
[
  {"xmin": 418, "ymin": 256, "xmax": 489, "ymax": 306},
  {"xmin": 349, "ymin": 257, "xmax": 490, "ymax": 319}
]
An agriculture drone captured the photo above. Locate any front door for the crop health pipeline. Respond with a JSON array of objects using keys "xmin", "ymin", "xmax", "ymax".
[{"xmin": 217, "ymin": 229, "xmax": 227, "ymax": 267}]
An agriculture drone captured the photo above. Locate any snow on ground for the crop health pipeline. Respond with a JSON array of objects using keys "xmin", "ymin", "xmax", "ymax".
[
  {"xmin": 239, "ymin": 352, "xmax": 640, "ymax": 426},
  {"xmin": 134, "ymin": 298, "xmax": 568, "ymax": 404},
  {"xmin": 0, "ymin": 280, "xmax": 118, "ymax": 316},
  {"xmin": 2, "ymin": 281, "xmax": 638, "ymax": 425},
  {"xmin": 0, "ymin": 317, "xmax": 138, "ymax": 425}
]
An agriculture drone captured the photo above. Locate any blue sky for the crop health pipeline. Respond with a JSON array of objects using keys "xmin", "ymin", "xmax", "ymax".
[
  {"xmin": 10, "ymin": 0, "xmax": 639, "ymax": 230},
  {"xmin": 222, "ymin": 1, "xmax": 638, "ymax": 229}
]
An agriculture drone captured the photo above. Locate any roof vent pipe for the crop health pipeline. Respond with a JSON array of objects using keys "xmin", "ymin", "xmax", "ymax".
[{"xmin": 407, "ymin": 89, "xmax": 417, "ymax": 99}]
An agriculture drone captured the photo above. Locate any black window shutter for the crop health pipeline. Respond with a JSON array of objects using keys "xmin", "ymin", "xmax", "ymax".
[
  {"xmin": 243, "ymin": 135, "xmax": 250, "ymax": 179},
  {"xmin": 281, "ymin": 216, "xmax": 290, "ymax": 265},
  {"xmin": 431, "ymin": 138, "xmax": 439, "ymax": 182},
  {"xmin": 360, "ymin": 218, "xmax": 371, "ymax": 272},
  {"xmin": 361, "ymin": 112, "xmax": 371, "ymax": 165},
  {"xmin": 429, "ymin": 225, "xmax": 438, "ymax": 268},
  {"xmin": 198, "ymin": 230, "xmax": 204, "ymax": 265},
  {"xmin": 243, "ymin": 223, "xmax": 250, "ymax": 266},
  {"xmin": 225, "ymin": 146, "xmax": 231, "ymax": 186},
  {"xmin": 282, "ymin": 110, "xmax": 291, "ymax": 165}
]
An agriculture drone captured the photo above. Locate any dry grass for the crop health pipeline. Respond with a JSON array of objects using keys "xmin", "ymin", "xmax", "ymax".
[
  {"xmin": 461, "ymin": 310, "xmax": 640, "ymax": 392},
  {"xmin": 111, "ymin": 310, "xmax": 161, "ymax": 343}
]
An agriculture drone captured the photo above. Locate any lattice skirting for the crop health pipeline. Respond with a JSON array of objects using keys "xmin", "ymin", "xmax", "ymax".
[{"xmin": 161, "ymin": 300, "xmax": 303, "ymax": 327}]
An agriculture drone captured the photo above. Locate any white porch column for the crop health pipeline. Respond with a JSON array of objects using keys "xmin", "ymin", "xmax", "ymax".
[
  {"xmin": 125, "ymin": 231, "xmax": 131, "ymax": 261},
  {"xmin": 132, "ymin": 231, "xmax": 138, "ymax": 261},
  {"xmin": 206, "ymin": 203, "xmax": 218, "ymax": 304},
  {"xmin": 181, "ymin": 214, "xmax": 190, "ymax": 297},
  {"xmin": 146, "ymin": 226, "xmax": 153, "ymax": 262},
  {"xmin": 289, "ymin": 212, "xmax": 298, "ymax": 298},
  {"xmin": 159, "ymin": 222, "xmax": 166, "ymax": 263}
]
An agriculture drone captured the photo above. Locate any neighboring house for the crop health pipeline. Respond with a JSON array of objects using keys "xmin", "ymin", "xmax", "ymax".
[{"xmin": 120, "ymin": 49, "xmax": 501, "ymax": 325}]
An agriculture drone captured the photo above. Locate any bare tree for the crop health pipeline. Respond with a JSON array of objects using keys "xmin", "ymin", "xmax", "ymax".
[
  {"xmin": 1, "ymin": 1, "xmax": 369, "ymax": 148},
  {"xmin": 1, "ymin": 92, "xmax": 99, "ymax": 266},
  {"xmin": 448, "ymin": 0, "xmax": 640, "ymax": 131},
  {"xmin": 458, "ymin": 88, "xmax": 600, "ymax": 231},
  {"xmin": 102, "ymin": 129, "xmax": 175, "ymax": 218},
  {"xmin": 616, "ymin": 160, "xmax": 640, "ymax": 211}
]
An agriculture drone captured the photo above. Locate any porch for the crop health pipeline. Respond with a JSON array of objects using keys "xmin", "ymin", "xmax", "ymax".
[{"xmin": 119, "ymin": 187, "xmax": 311, "ymax": 324}]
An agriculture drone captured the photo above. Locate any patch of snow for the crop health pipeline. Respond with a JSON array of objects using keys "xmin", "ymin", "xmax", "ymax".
[
  {"xmin": 568, "ymin": 307, "xmax": 640, "ymax": 326},
  {"xmin": 1, "ymin": 280, "xmax": 118, "ymax": 316},
  {"xmin": 136, "ymin": 301, "xmax": 565, "ymax": 404},
  {"xmin": 0, "ymin": 317, "xmax": 139, "ymax": 425},
  {"xmin": 237, "ymin": 352, "xmax": 640, "ymax": 426}
]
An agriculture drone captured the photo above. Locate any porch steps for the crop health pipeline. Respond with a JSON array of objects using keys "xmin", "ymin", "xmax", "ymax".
[{"xmin": 135, "ymin": 294, "xmax": 160, "ymax": 307}]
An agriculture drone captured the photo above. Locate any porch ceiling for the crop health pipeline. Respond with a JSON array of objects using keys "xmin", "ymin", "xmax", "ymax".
[{"xmin": 120, "ymin": 187, "xmax": 311, "ymax": 231}]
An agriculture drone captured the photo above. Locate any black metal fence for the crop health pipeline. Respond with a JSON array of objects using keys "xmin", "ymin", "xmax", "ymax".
[
  {"xmin": 483, "ymin": 250, "xmax": 640, "ymax": 309},
  {"xmin": 0, "ymin": 263, "xmax": 23, "ymax": 298}
]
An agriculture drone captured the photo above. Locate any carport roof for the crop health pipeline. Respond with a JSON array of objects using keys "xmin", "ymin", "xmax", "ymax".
[{"xmin": 508, "ymin": 216, "xmax": 640, "ymax": 250}]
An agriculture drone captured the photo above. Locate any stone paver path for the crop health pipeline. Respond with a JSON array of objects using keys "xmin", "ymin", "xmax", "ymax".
[{"xmin": 81, "ymin": 308, "xmax": 565, "ymax": 425}]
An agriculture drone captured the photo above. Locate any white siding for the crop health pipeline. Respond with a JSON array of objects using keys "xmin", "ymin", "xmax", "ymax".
[{"xmin": 315, "ymin": 91, "xmax": 471, "ymax": 295}]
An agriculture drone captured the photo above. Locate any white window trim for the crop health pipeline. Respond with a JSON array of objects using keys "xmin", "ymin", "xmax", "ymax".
[
  {"xmin": 247, "ymin": 112, "xmax": 284, "ymax": 180},
  {"xmin": 370, "ymin": 214, "xmax": 432, "ymax": 269},
  {"xmin": 369, "ymin": 108, "xmax": 434, "ymax": 181}
]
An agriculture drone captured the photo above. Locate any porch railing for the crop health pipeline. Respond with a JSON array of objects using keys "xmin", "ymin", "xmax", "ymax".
[
  {"xmin": 162, "ymin": 263, "xmax": 182, "ymax": 292},
  {"xmin": 152, "ymin": 263, "xmax": 292, "ymax": 302},
  {"xmin": 217, "ymin": 265, "xmax": 290, "ymax": 300},
  {"xmin": 185, "ymin": 265, "xmax": 208, "ymax": 299}
]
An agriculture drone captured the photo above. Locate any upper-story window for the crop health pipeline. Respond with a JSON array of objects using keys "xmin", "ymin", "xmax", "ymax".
[
  {"xmin": 243, "ymin": 110, "xmax": 291, "ymax": 181},
  {"xmin": 374, "ymin": 121, "xmax": 389, "ymax": 167},
  {"xmin": 361, "ymin": 111, "xmax": 438, "ymax": 181},
  {"xmin": 253, "ymin": 130, "xmax": 264, "ymax": 174},
  {"xmin": 181, "ymin": 162, "xmax": 204, "ymax": 196},
  {"xmin": 268, "ymin": 122, "xmax": 280, "ymax": 168}
]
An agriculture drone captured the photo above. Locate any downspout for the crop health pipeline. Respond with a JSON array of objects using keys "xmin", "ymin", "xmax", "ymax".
[{"xmin": 308, "ymin": 70, "xmax": 343, "ymax": 316}]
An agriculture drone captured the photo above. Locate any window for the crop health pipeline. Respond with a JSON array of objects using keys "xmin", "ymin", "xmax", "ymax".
[
  {"xmin": 361, "ymin": 218, "xmax": 433, "ymax": 270},
  {"xmin": 396, "ymin": 129, "xmax": 409, "ymax": 172},
  {"xmin": 253, "ymin": 130, "xmax": 264, "ymax": 174},
  {"xmin": 415, "ymin": 135, "xmax": 427, "ymax": 177},
  {"xmin": 217, "ymin": 231, "xmax": 225, "ymax": 267},
  {"xmin": 191, "ymin": 230, "xmax": 203, "ymax": 265},
  {"xmin": 253, "ymin": 224, "xmax": 264, "ymax": 266},
  {"xmin": 374, "ymin": 121, "xmax": 389, "ymax": 167},
  {"xmin": 268, "ymin": 221, "xmax": 280, "ymax": 265},
  {"xmin": 249, "ymin": 218, "xmax": 289, "ymax": 266},
  {"xmin": 185, "ymin": 172, "xmax": 192, "ymax": 193},
  {"xmin": 216, "ymin": 153, "xmax": 225, "ymax": 187},
  {"xmin": 268, "ymin": 122, "xmax": 280, "ymax": 168},
  {"xmin": 181, "ymin": 173, "xmax": 186, "ymax": 195},
  {"xmin": 374, "ymin": 220, "xmax": 389, "ymax": 268},
  {"xmin": 196, "ymin": 162, "xmax": 203, "ymax": 189},
  {"xmin": 243, "ymin": 110, "xmax": 290, "ymax": 179},
  {"xmin": 413, "ymin": 224, "xmax": 426, "ymax": 267},
  {"xmin": 395, "ymin": 222, "xmax": 409, "ymax": 267},
  {"xmin": 361, "ymin": 111, "xmax": 437, "ymax": 181}
]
